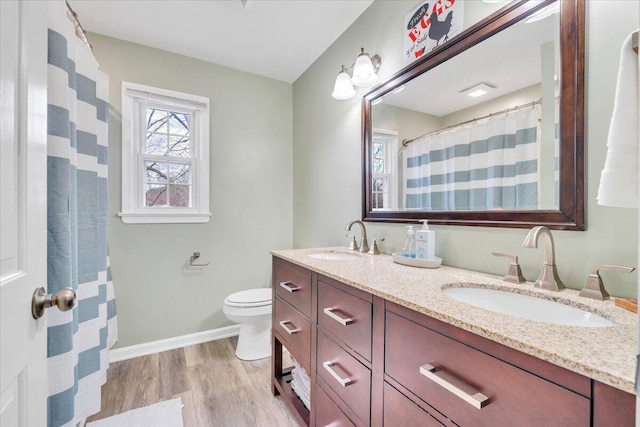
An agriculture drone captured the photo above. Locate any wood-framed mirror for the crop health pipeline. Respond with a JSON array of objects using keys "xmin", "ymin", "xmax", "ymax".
[{"xmin": 362, "ymin": 0, "xmax": 584, "ymax": 230}]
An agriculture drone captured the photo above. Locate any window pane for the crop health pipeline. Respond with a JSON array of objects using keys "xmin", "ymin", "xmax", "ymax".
[
  {"xmin": 373, "ymin": 178, "xmax": 384, "ymax": 192},
  {"xmin": 375, "ymin": 193, "xmax": 383, "ymax": 209},
  {"xmin": 147, "ymin": 108, "xmax": 167, "ymax": 133},
  {"xmin": 145, "ymin": 184, "xmax": 167, "ymax": 206},
  {"xmin": 169, "ymin": 185, "xmax": 190, "ymax": 207},
  {"xmin": 169, "ymin": 112, "xmax": 190, "ymax": 136},
  {"xmin": 373, "ymin": 142, "xmax": 384, "ymax": 159},
  {"xmin": 146, "ymin": 133, "xmax": 167, "ymax": 155},
  {"xmin": 146, "ymin": 161, "xmax": 168, "ymax": 183},
  {"xmin": 374, "ymin": 158, "xmax": 384, "ymax": 173},
  {"xmin": 167, "ymin": 135, "xmax": 190, "ymax": 158},
  {"xmin": 169, "ymin": 163, "xmax": 190, "ymax": 184}
]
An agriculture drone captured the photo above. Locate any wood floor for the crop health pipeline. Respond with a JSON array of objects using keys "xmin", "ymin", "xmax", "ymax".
[{"xmin": 87, "ymin": 337, "xmax": 301, "ymax": 427}]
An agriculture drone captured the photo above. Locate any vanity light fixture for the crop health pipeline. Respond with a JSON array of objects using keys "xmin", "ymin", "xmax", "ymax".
[
  {"xmin": 390, "ymin": 85, "xmax": 406, "ymax": 94},
  {"xmin": 461, "ymin": 83, "xmax": 495, "ymax": 98},
  {"xmin": 332, "ymin": 47, "xmax": 382, "ymax": 100},
  {"xmin": 371, "ymin": 98, "xmax": 382, "ymax": 106}
]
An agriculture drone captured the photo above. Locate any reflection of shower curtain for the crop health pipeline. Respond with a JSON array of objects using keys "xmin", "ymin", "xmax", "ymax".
[
  {"xmin": 47, "ymin": 2, "xmax": 117, "ymax": 426},
  {"xmin": 405, "ymin": 106, "xmax": 540, "ymax": 210}
]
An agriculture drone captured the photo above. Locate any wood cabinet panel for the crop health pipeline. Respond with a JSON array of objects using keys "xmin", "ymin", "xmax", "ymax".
[
  {"xmin": 317, "ymin": 329, "xmax": 371, "ymax": 425},
  {"xmin": 383, "ymin": 382, "xmax": 444, "ymax": 427},
  {"xmin": 385, "ymin": 311, "xmax": 590, "ymax": 427},
  {"xmin": 318, "ymin": 279, "xmax": 372, "ymax": 362},
  {"xmin": 274, "ymin": 297, "xmax": 311, "ymax": 370},
  {"xmin": 274, "ymin": 258, "xmax": 312, "ymax": 318},
  {"xmin": 593, "ymin": 381, "xmax": 636, "ymax": 427},
  {"xmin": 316, "ymin": 383, "xmax": 356, "ymax": 427}
]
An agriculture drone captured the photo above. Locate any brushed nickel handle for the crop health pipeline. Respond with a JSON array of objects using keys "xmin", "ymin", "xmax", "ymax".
[
  {"xmin": 32, "ymin": 287, "xmax": 76, "ymax": 319},
  {"xmin": 419, "ymin": 363, "xmax": 489, "ymax": 409},
  {"xmin": 322, "ymin": 361, "xmax": 353, "ymax": 387},
  {"xmin": 279, "ymin": 281, "xmax": 300, "ymax": 293},
  {"xmin": 323, "ymin": 308, "xmax": 353, "ymax": 326},
  {"xmin": 279, "ymin": 320, "xmax": 300, "ymax": 335}
]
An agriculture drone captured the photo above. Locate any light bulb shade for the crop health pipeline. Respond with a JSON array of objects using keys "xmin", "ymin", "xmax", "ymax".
[
  {"xmin": 332, "ymin": 70, "xmax": 355, "ymax": 100},
  {"xmin": 351, "ymin": 52, "xmax": 377, "ymax": 87}
]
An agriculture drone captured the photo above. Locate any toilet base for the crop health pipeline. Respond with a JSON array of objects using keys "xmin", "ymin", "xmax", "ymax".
[{"xmin": 235, "ymin": 321, "xmax": 271, "ymax": 361}]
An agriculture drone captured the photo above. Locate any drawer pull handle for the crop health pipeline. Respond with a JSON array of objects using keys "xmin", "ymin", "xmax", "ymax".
[
  {"xmin": 279, "ymin": 320, "xmax": 300, "ymax": 335},
  {"xmin": 323, "ymin": 308, "xmax": 353, "ymax": 326},
  {"xmin": 419, "ymin": 364, "xmax": 489, "ymax": 409},
  {"xmin": 322, "ymin": 361, "xmax": 353, "ymax": 387},
  {"xmin": 279, "ymin": 281, "xmax": 301, "ymax": 293}
]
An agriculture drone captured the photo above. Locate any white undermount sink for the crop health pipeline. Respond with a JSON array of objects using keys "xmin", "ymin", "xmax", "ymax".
[
  {"xmin": 442, "ymin": 287, "xmax": 613, "ymax": 327},
  {"xmin": 308, "ymin": 252, "xmax": 360, "ymax": 261}
]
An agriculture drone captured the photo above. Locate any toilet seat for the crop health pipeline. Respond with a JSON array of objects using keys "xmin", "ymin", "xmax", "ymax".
[{"xmin": 224, "ymin": 288, "xmax": 272, "ymax": 308}]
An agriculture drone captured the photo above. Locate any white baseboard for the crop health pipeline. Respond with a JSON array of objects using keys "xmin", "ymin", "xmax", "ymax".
[{"xmin": 109, "ymin": 324, "xmax": 241, "ymax": 363}]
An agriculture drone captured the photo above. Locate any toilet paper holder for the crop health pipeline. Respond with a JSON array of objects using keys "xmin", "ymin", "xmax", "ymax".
[{"xmin": 190, "ymin": 252, "xmax": 210, "ymax": 267}]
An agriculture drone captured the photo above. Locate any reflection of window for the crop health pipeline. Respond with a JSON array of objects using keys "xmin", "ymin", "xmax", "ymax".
[
  {"xmin": 120, "ymin": 82, "xmax": 211, "ymax": 223},
  {"xmin": 372, "ymin": 129, "xmax": 398, "ymax": 210}
]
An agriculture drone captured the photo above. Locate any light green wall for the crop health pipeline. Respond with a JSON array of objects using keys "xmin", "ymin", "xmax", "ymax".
[
  {"xmin": 89, "ymin": 33, "xmax": 293, "ymax": 348},
  {"xmin": 292, "ymin": 1, "xmax": 639, "ymax": 298}
]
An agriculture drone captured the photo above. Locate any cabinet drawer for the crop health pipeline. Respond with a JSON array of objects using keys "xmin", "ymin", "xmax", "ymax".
[
  {"xmin": 274, "ymin": 259, "xmax": 312, "ymax": 318},
  {"xmin": 383, "ymin": 382, "xmax": 444, "ymax": 427},
  {"xmin": 317, "ymin": 329, "xmax": 371, "ymax": 425},
  {"xmin": 316, "ymin": 383, "xmax": 356, "ymax": 427},
  {"xmin": 274, "ymin": 297, "xmax": 310, "ymax": 366},
  {"xmin": 385, "ymin": 311, "xmax": 590, "ymax": 427},
  {"xmin": 318, "ymin": 280, "xmax": 372, "ymax": 361}
]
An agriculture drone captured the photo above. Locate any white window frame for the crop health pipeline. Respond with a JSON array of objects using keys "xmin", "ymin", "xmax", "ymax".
[
  {"xmin": 372, "ymin": 128, "xmax": 398, "ymax": 210},
  {"xmin": 119, "ymin": 82, "xmax": 211, "ymax": 224}
]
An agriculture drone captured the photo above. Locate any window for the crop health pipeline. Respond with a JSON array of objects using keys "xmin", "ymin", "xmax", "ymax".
[
  {"xmin": 119, "ymin": 82, "xmax": 211, "ymax": 223},
  {"xmin": 372, "ymin": 129, "xmax": 398, "ymax": 210}
]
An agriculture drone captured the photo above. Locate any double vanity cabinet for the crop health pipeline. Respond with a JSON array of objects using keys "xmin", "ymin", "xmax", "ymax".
[{"xmin": 271, "ymin": 250, "xmax": 636, "ymax": 427}]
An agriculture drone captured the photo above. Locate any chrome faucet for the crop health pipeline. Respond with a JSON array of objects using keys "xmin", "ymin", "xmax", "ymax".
[
  {"xmin": 522, "ymin": 226, "xmax": 565, "ymax": 291},
  {"xmin": 345, "ymin": 220, "xmax": 369, "ymax": 253}
]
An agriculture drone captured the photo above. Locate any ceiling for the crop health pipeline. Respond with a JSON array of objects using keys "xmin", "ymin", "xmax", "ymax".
[
  {"xmin": 381, "ymin": 12, "xmax": 559, "ymax": 117},
  {"xmin": 69, "ymin": 0, "xmax": 374, "ymax": 83}
]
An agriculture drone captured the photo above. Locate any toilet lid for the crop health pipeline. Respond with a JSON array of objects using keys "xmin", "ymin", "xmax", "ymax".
[{"xmin": 225, "ymin": 288, "xmax": 272, "ymax": 307}]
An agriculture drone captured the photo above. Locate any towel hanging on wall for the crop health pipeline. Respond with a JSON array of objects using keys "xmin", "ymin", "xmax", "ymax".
[{"xmin": 597, "ymin": 31, "xmax": 639, "ymax": 208}]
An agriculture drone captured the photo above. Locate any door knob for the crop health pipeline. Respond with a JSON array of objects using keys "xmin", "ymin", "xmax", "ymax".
[{"xmin": 32, "ymin": 287, "xmax": 76, "ymax": 319}]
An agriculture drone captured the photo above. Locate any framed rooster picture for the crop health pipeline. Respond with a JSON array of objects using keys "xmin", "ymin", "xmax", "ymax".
[{"xmin": 404, "ymin": 0, "xmax": 464, "ymax": 65}]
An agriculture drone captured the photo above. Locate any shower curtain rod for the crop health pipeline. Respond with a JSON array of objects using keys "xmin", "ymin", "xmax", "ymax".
[
  {"xmin": 65, "ymin": 1, "xmax": 92, "ymax": 50},
  {"xmin": 401, "ymin": 98, "xmax": 547, "ymax": 148}
]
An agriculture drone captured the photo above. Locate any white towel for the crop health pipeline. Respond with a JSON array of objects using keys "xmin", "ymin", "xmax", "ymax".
[{"xmin": 597, "ymin": 31, "xmax": 639, "ymax": 208}]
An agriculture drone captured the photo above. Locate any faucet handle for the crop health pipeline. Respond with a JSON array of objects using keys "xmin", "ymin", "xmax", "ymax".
[
  {"xmin": 579, "ymin": 265, "xmax": 635, "ymax": 300},
  {"xmin": 368, "ymin": 238, "xmax": 385, "ymax": 255},
  {"xmin": 491, "ymin": 252, "xmax": 526, "ymax": 284},
  {"xmin": 345, "ymin": 234, "xmax": 359, "ymax": 252}
]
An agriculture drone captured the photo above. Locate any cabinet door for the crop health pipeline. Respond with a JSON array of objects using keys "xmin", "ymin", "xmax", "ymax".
[
  {"xmin": 385, "ymin": 311, "xmax": 590, "ymax": 427},
  {"xmin": 317, "ymin": 329, "xmax": 371, "ymax": 425},
  {"xmin": 593, "ymin": 381, "xmax": 635, "ymax": 427},
  {"xmin": 316, "ymin": 383, "xmax": 356, "ymax": 427},
  {"xmin": 318, "ymin": 279, "xmax": 372, "ymax": 361},
  {"xmin": 274, "ymin": 259, "xmax": 312, "ymax": 317},
  {"xmin": 274, "ymin": 297, "xmax": 311, "ymax": 370},
  {"xmin": 383, "ymin": 383, "xmax": 444, "ymax": 427}
]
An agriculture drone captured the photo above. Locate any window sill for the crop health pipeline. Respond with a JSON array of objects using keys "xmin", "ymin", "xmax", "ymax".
[{"xmin": 118, "ymin": 211, "xmax": 212, "ymax": 224}]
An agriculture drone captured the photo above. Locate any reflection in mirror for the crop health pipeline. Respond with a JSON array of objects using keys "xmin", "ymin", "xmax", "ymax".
[
  {"xmin": 373, "ymin": 4, "xmax": 559, "ymax": 212},
  {"xmin": 363, "ymin": 0, "xmax": 584, "ymax": 229}
]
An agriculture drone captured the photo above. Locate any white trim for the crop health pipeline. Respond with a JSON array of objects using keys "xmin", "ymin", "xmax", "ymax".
[
  {"xmin": 108, "ymin": 324, "xmax": 241, "ymax": 363},
  {"xmin": 120, "ymin": 81, "xmax": 211, "ymax": 224},
  {"xmin": 118, "ymin": 212, "xmax": 212, "ymax": 224}
]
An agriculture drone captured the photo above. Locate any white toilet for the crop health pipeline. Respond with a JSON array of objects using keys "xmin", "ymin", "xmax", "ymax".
[{"xmin": 223, "ymin": 288, "xmax": 272, "ymax": 361}]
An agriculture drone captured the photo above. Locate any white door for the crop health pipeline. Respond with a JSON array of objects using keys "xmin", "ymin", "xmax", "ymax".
[{"xmin": 0, "ymin": 1, "xmax": 48, "ymax": 426}]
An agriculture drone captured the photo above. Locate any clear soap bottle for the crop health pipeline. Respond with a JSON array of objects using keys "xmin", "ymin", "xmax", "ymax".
[{"xmin": 402, "ymin": 225, "xmax": 416, "ymax": 258}]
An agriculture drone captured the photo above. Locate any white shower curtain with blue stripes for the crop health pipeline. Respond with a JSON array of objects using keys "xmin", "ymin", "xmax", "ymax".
[{"xmin": 47, "ymin": 2, "xmax": 117, "ymax": 426}]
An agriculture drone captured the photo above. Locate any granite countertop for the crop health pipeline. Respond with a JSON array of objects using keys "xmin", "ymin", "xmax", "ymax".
[{"xmin": 272, "ymin": 247, "xmax": 638, "ymax": 394}]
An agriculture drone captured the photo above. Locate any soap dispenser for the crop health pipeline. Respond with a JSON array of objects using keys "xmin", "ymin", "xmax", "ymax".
[
  {"xmin": 415, "ymin": 220, "xmax": 435, "ymax": 260},
  {"xmin": 402, "ymin": 226, "xmax": 416, "ymax": 258}
]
